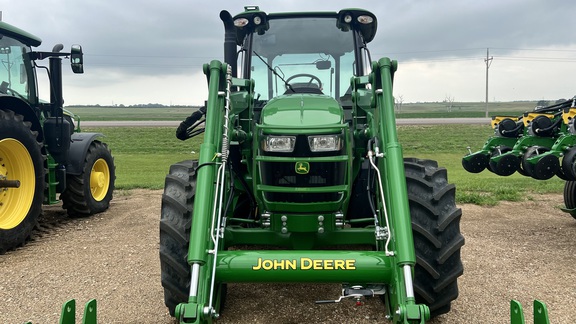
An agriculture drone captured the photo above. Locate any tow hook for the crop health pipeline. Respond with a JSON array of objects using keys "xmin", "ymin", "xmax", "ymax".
[{"xmin": 315, "ymin": 285, "xmax": 385, "ymax": 306}]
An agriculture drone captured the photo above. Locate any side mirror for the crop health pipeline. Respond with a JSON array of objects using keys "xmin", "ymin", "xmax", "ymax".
[{"xmin": 70, "ymin": 44, "xmax": 83, "ymax": 74}]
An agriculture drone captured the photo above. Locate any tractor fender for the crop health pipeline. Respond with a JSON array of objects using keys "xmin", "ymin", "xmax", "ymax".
[
  {"xmin": 66, "ymin": 132, "xmax": 104, "ymax": 175},
  {"xmin": 0, "ymin": 95, "xmax": 43, "ymax": 141}
]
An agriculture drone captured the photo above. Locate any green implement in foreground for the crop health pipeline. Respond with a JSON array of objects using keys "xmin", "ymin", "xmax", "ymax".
[
  {"xmin": 44, "ymin": 298, "xmax": 552, "ymax": 323},
  {"xmin": 26, "ymin": 299, "xmax": 96, "ymax": 324},
  {"xmin": 510, "ymin": 300, "xmax": 550, "ymax": 324},
  {"xmin": 59, "ymin": 299, "xmax": 97, "ymax": 324},
  {"xmin": 162, "ymin": 6, "xmax": 464, "ymax": 323}
]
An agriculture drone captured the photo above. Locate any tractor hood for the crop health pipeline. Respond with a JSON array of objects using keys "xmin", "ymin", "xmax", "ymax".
[{"xmin": 260, "ymin": 95, "xmax": 343, "ymax": 128}]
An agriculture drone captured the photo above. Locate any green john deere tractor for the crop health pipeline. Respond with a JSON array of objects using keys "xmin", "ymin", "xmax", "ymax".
[
  {"xmin": 161, "ymin": 6, "xmax": 464, "ymax": 323},
  {"xmin": 0, "ymin": 20, "xmax": 115, "ymax": 253}
]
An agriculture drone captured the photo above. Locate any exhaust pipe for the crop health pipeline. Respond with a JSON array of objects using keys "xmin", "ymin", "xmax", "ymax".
[{"xmin": 220, "ymin": 10, "xmax": 237, "ymax": 78}]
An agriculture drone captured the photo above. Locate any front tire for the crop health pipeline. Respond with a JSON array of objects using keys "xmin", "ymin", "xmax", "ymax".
[
  {"xmin": 404, "ymin": 158, "xmax": 464, "ymax": 318},
  {"xmin": 61, "ymin": 140, "xmax": 115, "ymax": 217},
  {"xmin": 159, "ymin": 160, "xmax": 227, "ymax": 317},
  {"xmin": 0, "ymin": 109, "xmax": 44, "ymax": 254},
  {"xmin": 159, "ymin": 160, "xmax": 196, "ymax": 315}
]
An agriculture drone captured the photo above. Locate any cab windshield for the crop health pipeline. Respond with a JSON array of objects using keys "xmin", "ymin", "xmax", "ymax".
[
  {"xmin": 0, "ymin": 36, "xmax": 32, "ymax": 102},
  {"xmin": 249, "ymin": 16, "xmax": 356, "ymax": 102}
]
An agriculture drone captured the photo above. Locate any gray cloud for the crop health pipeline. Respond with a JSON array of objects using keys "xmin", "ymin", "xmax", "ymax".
[{"xmin": 2, "ymin": 0, "xmax": 575, "ymax": 104}]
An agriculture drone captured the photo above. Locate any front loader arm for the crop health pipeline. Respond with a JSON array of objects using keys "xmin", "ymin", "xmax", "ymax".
[
  {"xmin": 353, "ymin": 57, "xmax": 429, "ymax": 323},
  {"xmin": 177, "ymin": 60, "xmax": 229, "ymax": 323}
]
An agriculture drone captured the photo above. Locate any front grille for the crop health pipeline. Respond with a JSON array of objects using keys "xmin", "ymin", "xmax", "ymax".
[{"xmin": 261, "ymin": 161, "xmax": 346, "ymax": 203}]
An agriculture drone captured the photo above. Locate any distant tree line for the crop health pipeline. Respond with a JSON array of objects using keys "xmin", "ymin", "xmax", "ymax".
[
  {"xmin": 67, "ymin": 103, "xmax": 202, "ymax": 108},
  {"xmin": 536, "ymin": 98, "xmax": 574, "ymax": 108}
]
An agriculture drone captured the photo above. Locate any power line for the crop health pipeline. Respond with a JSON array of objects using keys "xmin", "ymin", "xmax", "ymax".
[
  {"xmin": 397, "ymin": 57, "xmax": 483, "ymax": 64},
  {"xmin": 86, "ymin": 54, "xmax": 216, "ymax": 59},
  {"xmin": 494, "ymin": 56, "xmax": 576, "ymax": 63},
  {"xmin": 377, "ymin": 46, "xmax": 576, "ymax": 63},
  {"xmin": 491, "ymin": 47, "xmax": 576, "ymax": 53},
  {"xmin": 379, "ymin": 47, "xmax": 485, "ymax": 55}
]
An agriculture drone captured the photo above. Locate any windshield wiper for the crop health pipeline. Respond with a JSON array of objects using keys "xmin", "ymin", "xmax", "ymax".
[{"xmin": 252, "ymin": 51, "xmax": 295, "ymax": 93}]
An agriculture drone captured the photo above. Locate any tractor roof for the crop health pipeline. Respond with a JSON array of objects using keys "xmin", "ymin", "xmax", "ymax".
[
  {"xmin": 0, "ymin": 21, "xmax": 42, "ymax": 47},
  {"xmin": 231, "ymin": 7, "xmax": 377, "ymax": 46}
]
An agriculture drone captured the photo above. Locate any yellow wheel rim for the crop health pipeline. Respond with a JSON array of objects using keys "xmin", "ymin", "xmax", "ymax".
[
  {"xmin": 0, "ymin": 138, "xmax": 35, "ymax": 230},
  {"xmin": 90, "ymin": 158, "xmax": 110, "ymax": 202}
]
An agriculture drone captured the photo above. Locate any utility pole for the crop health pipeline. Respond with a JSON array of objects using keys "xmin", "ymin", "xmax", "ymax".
[{"xmin": 484, "ymin": 48, "xmax": 493, "ymax": 118}]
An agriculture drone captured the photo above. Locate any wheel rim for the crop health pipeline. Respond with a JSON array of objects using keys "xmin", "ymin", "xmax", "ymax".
[
  {"xmin": 0, "ymin": 138, "xmax": 35, "ymax": 230},
  {"xmin": 90, "ymin": 158, "xmax": 110, "ymax": 202}
]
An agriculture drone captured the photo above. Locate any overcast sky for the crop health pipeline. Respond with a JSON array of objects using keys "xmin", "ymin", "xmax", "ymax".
[{"xmin": 1, "ymin": 0, "xmax": 575, "ymax": 105}]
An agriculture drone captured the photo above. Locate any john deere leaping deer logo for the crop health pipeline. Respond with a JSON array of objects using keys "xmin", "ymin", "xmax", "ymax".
[{"xmin": 295, "ymin": 161, "xmax": 310, "ymax": 174}]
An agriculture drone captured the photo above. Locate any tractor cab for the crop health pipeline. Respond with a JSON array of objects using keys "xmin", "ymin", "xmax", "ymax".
[
  {"xmin": 0, "ymin": 22, "xmax": 39, "ymax": 104},
  {"xmin": 219, "ymin": 7, "xmax": 379, "ymax": 215},
  {"xmin": 228, "ymin": 7, "xmax": 376, "ymax": 106},
  {"xmin": 0, "ymin": 21, "xmax": 84, "ymax": 110}
]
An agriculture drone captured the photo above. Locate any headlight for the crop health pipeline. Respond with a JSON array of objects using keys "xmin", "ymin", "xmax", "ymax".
[
  {"xmin": 262, "ymin": 136, "xmax": 296, "ymax": 152},
  {"xmin": 308, "ymin": 135, "xmax": 341, "ymax": 152}
]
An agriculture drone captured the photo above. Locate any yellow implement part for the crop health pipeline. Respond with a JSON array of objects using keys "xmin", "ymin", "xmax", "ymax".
[
  {"xmin": 522, "ymin": 112, "xmax": 554, "ymax": 127},
  {"xmin": 562, "ymin": 107, "xmax": 576, "ymax": 125},
  {"xmin": 491, "ymin": 116, "xmax": 518, "ymax": 129}
]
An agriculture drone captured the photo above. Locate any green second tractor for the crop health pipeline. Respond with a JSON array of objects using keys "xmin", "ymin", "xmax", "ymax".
[
  {"xmin": 161, "ymin": 6, "xmax": 464, "ymax": 323},
  {"xmin": 0, "ymin": 20, "xmax": 115, "ymax": 253}
]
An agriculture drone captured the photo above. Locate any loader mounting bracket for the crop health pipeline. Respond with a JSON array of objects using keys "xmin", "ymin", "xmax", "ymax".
[
  {"xmin": 510, "ymin": 300, "xmax": 550, "ymax": 324},
  {"xmin": 25, "ymin": 299, "xmax": 97, "ymax": 324}
]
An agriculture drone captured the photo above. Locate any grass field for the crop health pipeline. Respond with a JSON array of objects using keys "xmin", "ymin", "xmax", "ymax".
[
  {"xmin": 66, "ymin": 107, "xmax": 196, "ymax": 121},
  {"xmin": 84, "ymin": 123, "xmax": 565, "ymax": 206},
  {"xmin": 66, "ymin": 100, "xmax": 545, "ymax": 121},
  {"xmin": 394, "ymin": 100, "xmax": 541, "ymax": 118}
]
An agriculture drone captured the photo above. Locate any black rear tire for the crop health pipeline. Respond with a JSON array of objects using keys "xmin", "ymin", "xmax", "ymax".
[
  {"xmin": 61, "ymin": 141, "xmax": 115, "ymax": 217},
  {"xmin": 0, "ymin": 109, "xmax": 44, "ymax": 254},
  {"xmin": 404, "ymin": 158, "xmax": 464, "ymax": 318},
  {"xmin": 561, "ymin": 147, "xmax": 576, "ymax": 181},
  {"xmin": 563, "ymin": 181, "xmax": 576, "ymax": 220}
]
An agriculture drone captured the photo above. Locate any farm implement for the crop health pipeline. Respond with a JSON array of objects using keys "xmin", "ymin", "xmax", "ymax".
[
  {"xmin": 462, "ymin": 97, "xmax": 576, "ymax": 217},
  {"xmin": 463, "ymin": 98, "xmax": 576, "ymax": 180},
  {"xmin": 160, "ymin": 6, "xmax": 464, "ymax": 324}
]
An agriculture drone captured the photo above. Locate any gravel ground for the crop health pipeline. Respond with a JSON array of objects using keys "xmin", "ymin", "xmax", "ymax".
[{"xmin": 1, "ymin": 189, "xmax": 575, "ymax": 323}]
